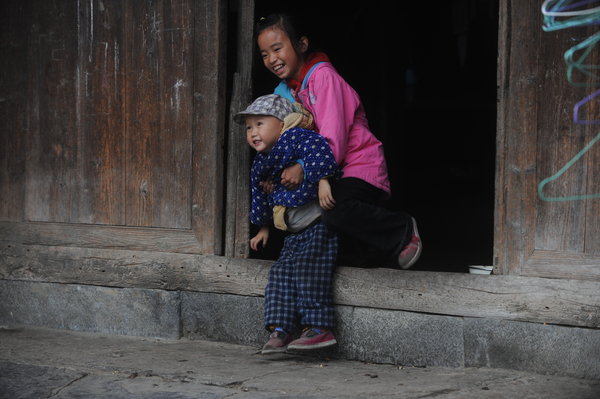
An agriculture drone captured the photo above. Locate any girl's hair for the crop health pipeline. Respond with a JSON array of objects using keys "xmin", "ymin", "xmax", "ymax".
[{"xmin": 255, "ymin": 13, "xmax": 311, "ymax": 55}]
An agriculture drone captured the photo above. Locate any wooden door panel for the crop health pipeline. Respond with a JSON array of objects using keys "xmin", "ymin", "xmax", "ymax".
[
  {"xmin": 77, "ymin": 0, "xmax": 127, "ymax": 225},
  {"xmin": 0, "ymin": 0, "xmax": 226, "ymax": 254},
  {"xmin": 496, "ymin": 0, "xmax": 600, "ymax": 280}
]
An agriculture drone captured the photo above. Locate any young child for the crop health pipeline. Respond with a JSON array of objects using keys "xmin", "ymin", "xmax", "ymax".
[
  {"xmin": 235, "ymin": 93, "xmax": 340, "ymax": 354},
  {"xmin": 255, "ymin": 13, "xmax": 422, "ymax": 269}
]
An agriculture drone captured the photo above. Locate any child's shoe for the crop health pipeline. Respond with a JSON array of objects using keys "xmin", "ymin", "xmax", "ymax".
[
  {"xmin": 261, "ymin": 327, "xmax": 293, "ymax": 354},
  {"xmin": 287, "ymin": 327, "xmax": 337, "ymax": 351},
  {"xmin": 397, "ymin": 217, "xmax": 422, "ymax": 269}
]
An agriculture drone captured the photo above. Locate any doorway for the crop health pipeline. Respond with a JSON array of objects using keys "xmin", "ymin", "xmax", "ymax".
[{"xmin": 250, "ymin": 1, "xmax": 498, "ymax": 272}]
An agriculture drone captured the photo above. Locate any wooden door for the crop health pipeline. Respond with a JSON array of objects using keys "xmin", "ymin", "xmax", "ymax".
[
  {"xmin": 0, "ymin": 0, "xmax": 227, "ymax": 254},
  {"xmin": 496, "ymin": 0, "xmax": 600, "ymax": 280}
]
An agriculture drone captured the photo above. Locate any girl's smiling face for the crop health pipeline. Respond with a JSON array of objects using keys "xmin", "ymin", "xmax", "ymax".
[
  {"xmin": 258, "ymin": 27, "xmax": 307, "ymax": 81},
  {"xmin": 245, "ymin": 115, "xmax": 284, "ymax": 153}
]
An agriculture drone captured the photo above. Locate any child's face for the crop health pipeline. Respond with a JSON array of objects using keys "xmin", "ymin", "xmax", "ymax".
[
  {"xmin": 258, "ymin": 27, "xmax": 307, "ymax": 81},
  {"xmin": 245, "ymin": 115, "xmax": 284, "ymax": 153}
]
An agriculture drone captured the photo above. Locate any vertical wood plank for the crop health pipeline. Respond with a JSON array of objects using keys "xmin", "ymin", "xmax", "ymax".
[
  {"xmin": 495, "ymin": 0, "xmax": 542, "ymax": 274},
  {"xmin": 225, "ymin": 0, "xmax": 254, "ymax": 258},
  {"xmin": 493, "ymin": 0, "xmax": 509, "ymax": 273},
  {"xmin": 155, "ymin": 0, "xmax": 193, "ymax": 229},
  {"xmin": 124, "ymin": 0, "xmax": 193, "ymax": 229},
  {"xmin": 0, "ymin": 2, "xmax": 29, "ymax": 221},
  {"xmin": 124, "ymin": 0, "xmax": 163, "ymax": 227},
  {"xmin": 191, "ymin": 0, "xmax": 227, "ymax": 254},
  {"xmin": 76, "ymin": 0, "xmax": 126, "ymax": 225},
  {"xmin": 25, "ymin": 0, "xmax": 80, "ymax": 223}
]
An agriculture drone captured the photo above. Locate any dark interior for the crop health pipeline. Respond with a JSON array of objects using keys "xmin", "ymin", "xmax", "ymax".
[{"xmin": 243, "ymin": 1, "xmax": 499, "ymax": 272}]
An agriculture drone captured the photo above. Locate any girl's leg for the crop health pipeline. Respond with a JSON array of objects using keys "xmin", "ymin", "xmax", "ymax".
[
  {"xmin": 264, "ymin": 235, "xmax": 298, "ymax": 333},
  {"xmin": 292, "ymin": 223, "xmax": 338, "ymax": 329},
  {"xmin": 321, "ymin": 177, "xmax": 413, "ymax": 261}
]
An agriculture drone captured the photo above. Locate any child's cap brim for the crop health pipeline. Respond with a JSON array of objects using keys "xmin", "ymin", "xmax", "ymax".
[{"xmin": 234, "ymin": 94, "xmax": 294, "ymax": 124}]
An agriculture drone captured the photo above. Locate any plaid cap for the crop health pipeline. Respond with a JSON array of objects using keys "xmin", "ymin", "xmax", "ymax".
[{"xmin": 234, "ymin": 94, "xmax": 294, "ymax": 124}]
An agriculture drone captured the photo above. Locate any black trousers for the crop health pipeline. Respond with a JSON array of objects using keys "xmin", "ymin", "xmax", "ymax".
[{"xmin": 321, "ymin": 177, "xmax": 413, "ymax": 268}]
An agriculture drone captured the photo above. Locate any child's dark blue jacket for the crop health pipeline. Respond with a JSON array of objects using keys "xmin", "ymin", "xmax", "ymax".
[{"xmin": 250, "ymin": 127, "xmax": 338, "ymax": 227}]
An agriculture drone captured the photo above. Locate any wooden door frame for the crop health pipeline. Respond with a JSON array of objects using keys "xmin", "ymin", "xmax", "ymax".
[
  {"xmin": 493, "ymin": 0, "xmax": 511, "ymax": 276},
  {"xmin": 224, "ymin": 0, "xmax": 255, "ymax": 258},
  {"xmin": 192, "ymin": 0, "xmax": 229, "ymax": 255}
]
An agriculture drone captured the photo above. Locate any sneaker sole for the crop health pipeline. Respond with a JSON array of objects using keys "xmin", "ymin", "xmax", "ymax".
[
  {"xmin": 261, "ymin": 346, "xmax": 289, "ymax": 355},
  {"xmin": 399, "ymin": 217, "xmax": 422, "ymax": 270},
  {"xmin": 399, "ymin": 244, "xmax": 422, "ymax": 269},
  {"xmin": 287, "ymin": 339, "xmax": 337, "ymax": 351}
]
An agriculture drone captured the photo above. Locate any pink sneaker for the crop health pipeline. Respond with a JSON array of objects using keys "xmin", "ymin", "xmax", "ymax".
[
  {"xmin": 397, "ymin": 217, "xmax": 422, "ymax": 269},
  {"xmin": 287, "ymin": 327, "xmax": 337, "ymax": 351},
  {"xmin": 261, "ymin": 328, "xmax": 293, "ymax": 354}
]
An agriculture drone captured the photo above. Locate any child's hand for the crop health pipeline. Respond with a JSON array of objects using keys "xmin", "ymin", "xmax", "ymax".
[
  {"xmin": 318, "ymin": 179, "xmax": 336, "ymax": 210},
  {"xmin": 281, "ymin": 163, "xmax": 304, "ymax": 190},
  {"xmin": 250, "ymin": 226, "xmax": 270, "ymax": 251},
  {"xmin": 259, "ymin": 179, "xmax": 274, "ymax": 194}
]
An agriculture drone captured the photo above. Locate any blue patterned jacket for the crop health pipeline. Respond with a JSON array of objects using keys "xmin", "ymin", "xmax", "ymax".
[{"xmin": 250, "ymin": 127, "xmax": 338, "ymax": 227}]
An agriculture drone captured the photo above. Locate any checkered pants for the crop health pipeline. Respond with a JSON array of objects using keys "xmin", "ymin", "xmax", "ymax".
[{"xmin": 264, "ymin": 222, "xmax": 338, "ymax": 332}]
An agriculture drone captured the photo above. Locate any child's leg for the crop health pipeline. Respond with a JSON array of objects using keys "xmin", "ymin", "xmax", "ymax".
[
  {"xmin": 292, "ymin": 223, "xmax": 338, "ymax": 329},
  {"xmin": 263, "ymin": 235, "xmax": 298, "ymax": 333},
  {"xmin": 322, "ymin": 177, "xmax": 414, "ymax": 261}
]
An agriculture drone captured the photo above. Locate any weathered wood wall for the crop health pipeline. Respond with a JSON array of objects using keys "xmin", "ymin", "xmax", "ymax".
[
  {"xmin": 495, "ymin": 0, "xmax": 600, "ymax": 280},
  {"xmin": 0, "ymin": 0, "xmax": 226, "ymax": 253},
  {"xmin": 1, "ymin": 0, "xmax": 600, "ymax": 331}
]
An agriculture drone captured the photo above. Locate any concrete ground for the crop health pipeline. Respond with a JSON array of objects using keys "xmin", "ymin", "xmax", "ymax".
[{"xmin": 1, "ymin": 325, "xmax": 599, "ymax": 399}]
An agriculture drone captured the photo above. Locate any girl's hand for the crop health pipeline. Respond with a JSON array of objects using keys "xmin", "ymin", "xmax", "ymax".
[
  {"xmin": 259, "ymin": 179, "xmax": 274, "ymax": 194},
  {"xmin": 281, "ymin": 163, "xmax": 304, "ymax": 190},
  {"xmin": 318, "ymin": 179, "xmax": 336, "ymax": 210},
  {"xmin": 250, "ymin": 226, "xmax": 270, "ymax": 251}
]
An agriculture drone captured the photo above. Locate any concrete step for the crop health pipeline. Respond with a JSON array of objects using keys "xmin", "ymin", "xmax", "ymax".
[{"xmin": 2, "ymin": 279, "xmax": 600, "ymax": 380}]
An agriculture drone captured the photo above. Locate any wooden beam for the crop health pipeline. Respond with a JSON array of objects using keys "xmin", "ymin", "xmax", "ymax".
[
  {"xmin": 1, "ymin": 242, "xmax": 267, "ymax": 296},
  {"xmin": 0, "ymin": 221, "xmax": 203, "ymax": 254},
  {"xmin": 2, "ymin": 242, "xmax": 599, "ymax": 329},
  {"xmin": 334, "ymin": 266, "xmax": 600, "ymax": 328},
  {"xmin": 523, "ymin": 250, "xmax": 600, "ymax": 280}
]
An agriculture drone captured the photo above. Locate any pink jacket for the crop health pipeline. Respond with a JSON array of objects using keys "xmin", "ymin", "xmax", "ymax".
[{"xmin": 296, "ymin": 63, "xmax": 391, "ymax": 194}]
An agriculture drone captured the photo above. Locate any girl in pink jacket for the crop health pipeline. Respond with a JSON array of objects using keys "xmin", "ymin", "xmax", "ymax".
[{"xmin": 256, "ymin": 13, "xmax": 422, "ymax": 269}]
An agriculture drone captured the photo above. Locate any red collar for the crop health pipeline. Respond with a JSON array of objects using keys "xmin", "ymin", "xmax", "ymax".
[{"xmin": 286, "ymin": 52, "xmax": 330, "ymax": 97}]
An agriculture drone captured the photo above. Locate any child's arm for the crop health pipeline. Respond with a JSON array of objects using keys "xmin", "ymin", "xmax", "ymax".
[
  {"xmin": 298, "ymin": 134, "xmax": 338, "ymax": 185},
  {"xmin": 259, "ymin": 179, "xmax": 275, "ymax": 194},
  {"xmin": 280, "ymin": 162, "xmax": 303, "ymax": 189},
  {"xmin": 250, "ymin": 226, "xmax": 270, "ymax": 251},
  {"xmin": 318, "ymin": 178, "xmax": 335, "ymax": 210},
  {"xmin": 250, "ymin": 156, "xmax": 274, "ymax": 227}
]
